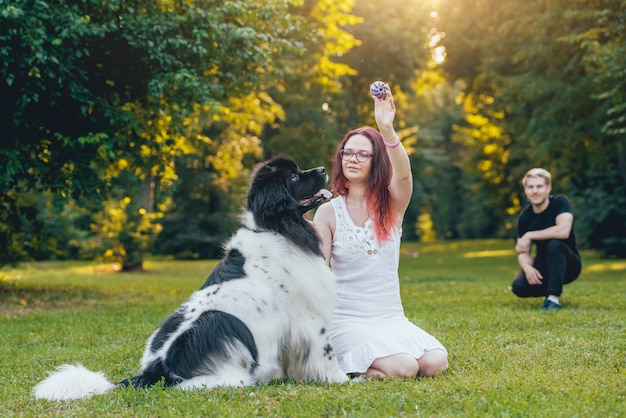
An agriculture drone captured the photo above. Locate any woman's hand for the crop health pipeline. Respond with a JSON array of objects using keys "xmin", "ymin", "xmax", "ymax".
[{"xmin": 373, "ymin": 84, "xmax": 396, "ymax": 136}]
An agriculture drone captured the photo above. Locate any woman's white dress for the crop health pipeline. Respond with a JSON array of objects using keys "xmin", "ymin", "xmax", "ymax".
[{"xmin": 329, "ymin": 196, "xmax": 447, "ymax": 374}]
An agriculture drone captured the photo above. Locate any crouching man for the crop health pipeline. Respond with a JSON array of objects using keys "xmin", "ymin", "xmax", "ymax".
[{"xmin": 512, "ymin": 168, "xmax": 582, "ymax": 311}]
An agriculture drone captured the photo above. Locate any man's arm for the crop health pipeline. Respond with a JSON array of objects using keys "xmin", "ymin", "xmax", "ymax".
[
  {"xmin": 517, "ymin": 251, "xmax": 543, "ymax": 284},
  {"xmin": 514, "ymin": 211, "xmax": 573, "ymax": 285},
  {"xmin": 515, "ymin": 212, "xmax": 573, "ymax": 254}
]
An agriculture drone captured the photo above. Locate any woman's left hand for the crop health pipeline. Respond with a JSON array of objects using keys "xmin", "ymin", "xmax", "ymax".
[{"xmin": 373, "ymin": 84, "xmax": 396, "ymax": 134}]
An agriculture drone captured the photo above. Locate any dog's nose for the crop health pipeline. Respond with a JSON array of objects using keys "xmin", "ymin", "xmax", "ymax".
[{"xmin": 315, "ymin": 167, "xmax": 326, "ymax": 175}]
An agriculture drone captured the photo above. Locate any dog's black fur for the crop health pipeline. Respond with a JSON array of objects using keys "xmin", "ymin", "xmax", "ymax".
[{"xmin": 246, "ymin": 157, "xmax": 329, "ymax": 257}]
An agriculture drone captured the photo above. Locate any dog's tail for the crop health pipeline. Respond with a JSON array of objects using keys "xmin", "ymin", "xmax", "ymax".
[{"xmin": 33, "ymin": 364, "xmax": 118, "ymax": 401}]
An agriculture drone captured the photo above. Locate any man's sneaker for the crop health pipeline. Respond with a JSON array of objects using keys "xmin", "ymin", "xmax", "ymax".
[{"xmin": 540, "ymin": 298, "xmax": 562, "ymax": 311}]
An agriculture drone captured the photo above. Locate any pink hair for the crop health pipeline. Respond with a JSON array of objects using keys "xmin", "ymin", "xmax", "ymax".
[{"xmin": 331, "ymin": 127, "xmax": 396, "ymax": 243}]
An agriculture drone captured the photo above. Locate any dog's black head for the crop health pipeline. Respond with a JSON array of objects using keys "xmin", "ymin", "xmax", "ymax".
[{"xmin": 246, "ymin": 157, "xmax": 331, "ymax": 255}]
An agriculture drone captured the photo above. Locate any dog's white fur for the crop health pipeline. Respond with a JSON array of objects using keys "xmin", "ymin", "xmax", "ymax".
[
  {"xmin": 34, "ymin": 157, "xmax": 347, "ymax": 401},
  {"xmin": 32, "ymin": 364, "xmax": 116, "ymax": 400}
]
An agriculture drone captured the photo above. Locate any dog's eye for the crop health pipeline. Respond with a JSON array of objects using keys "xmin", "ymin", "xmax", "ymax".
[{"xmin": 291, "ymin": 173, "xmax": 299, "ymax": 182}]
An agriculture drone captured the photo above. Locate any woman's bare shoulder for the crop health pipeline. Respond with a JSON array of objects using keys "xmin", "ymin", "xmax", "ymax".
[{"xmin": 313, "ymin": 200, "xmax": 335, "ymax": 223}]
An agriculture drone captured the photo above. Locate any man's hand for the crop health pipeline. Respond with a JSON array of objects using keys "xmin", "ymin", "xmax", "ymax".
[
  {"xmin": 522, "ymin": 264, "xmax": 543, "ymax": 285},
  {"xmin": 516, "ymin": 236, "xmax": 541, "ymax": 285}
]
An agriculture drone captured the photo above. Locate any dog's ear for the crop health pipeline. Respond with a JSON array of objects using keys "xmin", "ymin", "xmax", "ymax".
[{"xmin": 247, "ymin": 163, "xmax": 299, "ymax": 230}]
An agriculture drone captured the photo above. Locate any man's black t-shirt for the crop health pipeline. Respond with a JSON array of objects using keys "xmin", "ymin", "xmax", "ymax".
[{"xmin": 517, "ymin": 195, "xmax": 579, "ymax": 259}]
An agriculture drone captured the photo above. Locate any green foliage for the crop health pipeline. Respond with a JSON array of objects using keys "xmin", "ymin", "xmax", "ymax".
[
  {"xmin": 408, "ymin": 73, "xmax": 478, "ymax": 241},
  {"xmin": 151, "ymin": 153, "xmax": 244, "ymax": 260},
  {"xmin": 83, "ymin": 197, "xmax": 163, "ymax": 271},
  {"xmin": 435, "ymin": 0, "xmax": 626, "ymax": 256},
  {"xmin": 2, "ymin": 0, "xmax": 625, "ymax": 265},
  {"xmin": 342, "ymin": 0, "xmax": 433, "ymax": 101},
  {"xmin": 0, "ymin": 0, "xmax": 303, "ymax": 268},
  {"xmin": 262, "ymin": 0, "xmax": 361, "ymax": 168},
  {"xmin": 570, "ymin": 170, "xmax": 626, "ymax": 258},
  {"xmin": 563, "ymin": 0, "xmax": 626, "ymax": 137},
  {"xmin": 1, "ymin": 240, "xmax": 624, "ymax": 416}
]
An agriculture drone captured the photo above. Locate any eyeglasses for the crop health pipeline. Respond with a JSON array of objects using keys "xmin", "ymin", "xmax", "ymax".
[{"xmin": 340, "ymin": 149, "xmax": 373, "ymax": 162}]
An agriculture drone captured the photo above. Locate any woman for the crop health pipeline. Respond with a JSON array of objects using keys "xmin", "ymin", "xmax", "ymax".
[{"xmin": 313, "ymin": 85, "xmax": 448, "ymax": 378}]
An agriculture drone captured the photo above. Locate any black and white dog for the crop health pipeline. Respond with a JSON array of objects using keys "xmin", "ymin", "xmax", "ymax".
[{"xmin": 34, "ymin": 157, "xmax": 348, "ymax": 401}]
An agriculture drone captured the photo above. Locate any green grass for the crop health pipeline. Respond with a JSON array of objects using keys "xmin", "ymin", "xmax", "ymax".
[{"xmin": 1, "ymin": 240, "xmax": 624, "ymax": 417}]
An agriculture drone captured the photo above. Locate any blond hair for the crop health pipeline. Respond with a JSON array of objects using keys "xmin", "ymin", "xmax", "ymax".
[{"xmin": 522, "ymin": 168, "xmax": 551, "ymax": 187}]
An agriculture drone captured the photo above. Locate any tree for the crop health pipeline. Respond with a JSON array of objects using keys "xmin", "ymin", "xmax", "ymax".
[
  {"xmin": 262, "ymin": 0, "xmax": 362, "ymax": 171},
  {"xmin": 562, "ymin": 1, "xmax": 626, "ymax": 257},
  {"xmin": 345, "ymin": 0, "xmax": 475, "ymax": 240},
  {"xmin": 434, "ymin": 0, "xmax": 626, "ymax": 256},
  {"xmin": 0, "ymin": 0, "xmax": 307, "ymax": 268}
]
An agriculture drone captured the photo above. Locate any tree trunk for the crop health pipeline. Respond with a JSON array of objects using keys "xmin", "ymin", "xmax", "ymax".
[{"xmin": 121, "ymin": 171, "xmax": 156, "ymax": 272}]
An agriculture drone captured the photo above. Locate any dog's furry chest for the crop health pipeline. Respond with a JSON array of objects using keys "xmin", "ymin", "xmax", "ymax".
[{"xmin": 179, "ymin": 228, "xmax": 334, "ymax": 322}]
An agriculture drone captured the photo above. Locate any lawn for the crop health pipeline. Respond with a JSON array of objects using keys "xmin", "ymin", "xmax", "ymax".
[{"xmin": 1, "ymin": 239, "xmax": 624, "ymax": 417}]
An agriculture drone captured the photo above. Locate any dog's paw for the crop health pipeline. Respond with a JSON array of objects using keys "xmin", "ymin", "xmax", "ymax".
[{"xmin": 326, "ymin": 371, "xmax": 350, "ymax": 384}]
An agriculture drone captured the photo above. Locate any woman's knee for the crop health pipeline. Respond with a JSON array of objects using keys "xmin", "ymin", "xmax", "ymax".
[
  {"xmin": 370, "ymin": 353, "xmax": 420, "ymax": 377},
  {"xmin": 363, "ymin": 367, "xmax": 386, "ymax": 379},
  {"xmin": 417, "ymin": 349, "xmax": 448, "ymax": 377}
]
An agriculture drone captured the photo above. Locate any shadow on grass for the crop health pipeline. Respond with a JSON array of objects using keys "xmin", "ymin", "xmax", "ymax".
[
  {"xmin": 0, "ymin": 283, "xmax": 110, "ymax": 316},
  {"xmin": 407, "ymin": 275, "xmax": 478, "ymax": 283}
]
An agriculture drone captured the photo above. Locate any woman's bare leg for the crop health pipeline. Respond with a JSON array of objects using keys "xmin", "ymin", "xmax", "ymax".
[
  {"xmin": 361, "ymin": 350, "xmax": 448, "ymax": 378},
  {"xmin": 417, "ymin": 349, "xmax": 448, "ymax": 377},
  {"xmin": 366, "ymin": 353, "xmax": 420, "ymax": 378}
]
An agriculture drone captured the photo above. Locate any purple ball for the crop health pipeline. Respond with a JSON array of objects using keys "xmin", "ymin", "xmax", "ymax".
[{"xmin": 370, "ymin": 81, "xmax": 388, "ymax": 99}]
